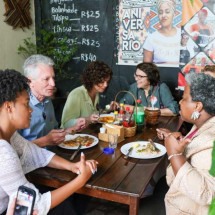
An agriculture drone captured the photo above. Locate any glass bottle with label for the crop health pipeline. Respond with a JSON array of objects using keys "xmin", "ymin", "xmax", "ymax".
[
  {"xmin": 118, "ymin": 103, "xmax": 125, "ymax": 124},
  {"xmin": 134, "ymin": 99, "xmax": 145, "ymax": 131},
  {"xmin": 114, "ymin": 110, "xmax": 119, "ymax": 124}
]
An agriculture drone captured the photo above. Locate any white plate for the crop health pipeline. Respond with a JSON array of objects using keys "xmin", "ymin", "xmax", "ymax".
[
  {"xmin": 59, "ymin": 134, "xmax": 99, "ymax": 150},
  {"xmin": 121, "ymin": 141, "xmax": 166, "ymax": 159}
]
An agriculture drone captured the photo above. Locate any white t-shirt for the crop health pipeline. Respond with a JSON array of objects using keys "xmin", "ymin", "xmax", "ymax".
[
  {"xmin": 143, "ymin": 28, "xmax": 181, "ymax": 66},
  {"xmin": 0, "ymin": 132, "xmax": 55, "ymax": 215}
]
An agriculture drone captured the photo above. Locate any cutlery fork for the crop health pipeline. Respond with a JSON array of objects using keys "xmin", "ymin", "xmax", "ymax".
[
  {"xmin": 148, "ymin": 139, "xmax": 160, "ymax": 151},
  {"xmin": 124, "ymin": 147, "xmax": 133, "ymax": 159}
]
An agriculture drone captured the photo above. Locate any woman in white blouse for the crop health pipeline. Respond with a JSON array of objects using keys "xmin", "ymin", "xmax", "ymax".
[
  {"xmin": 143, "ymin": 0, "xmax": 181, "ymax": 66},
  {"xmin": 0, "ymin": 69, "xmax": 97, "ymax": 215}
]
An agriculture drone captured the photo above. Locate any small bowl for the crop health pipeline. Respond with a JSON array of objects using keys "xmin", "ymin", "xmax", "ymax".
[{"xmin": 103, "ymin": 147, "xmax": 114, "ymax": 154}]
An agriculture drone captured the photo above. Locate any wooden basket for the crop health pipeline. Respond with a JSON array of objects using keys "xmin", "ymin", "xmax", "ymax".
[
  {"xmin": 114, "ymin": 90, "xmax": 137, "ymax": 137},
  {"xmin": 124, "ymin": 125, "xmax": 137, "ymax": 137}
]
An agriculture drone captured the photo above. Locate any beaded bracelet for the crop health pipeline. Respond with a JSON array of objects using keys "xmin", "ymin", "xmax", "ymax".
[{"xmin": 168, "ymin": 153, "xmax": 183, "ymax": 160}]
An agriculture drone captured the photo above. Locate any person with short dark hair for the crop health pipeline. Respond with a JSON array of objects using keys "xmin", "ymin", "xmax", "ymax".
[
  {"xmin": 119, "ymin": 62, "xmax": 179, "ymax": 116},
  {"xmin": 157, "ymin": 73, "xmax": 215, "ymax": 214},
  {"xmin": 0, "ymin": 69, "xmax": 98, "ymax": 215},
  {"xmin": 61, "ymin": 61, "xmax": 113, "ymax": 128}
]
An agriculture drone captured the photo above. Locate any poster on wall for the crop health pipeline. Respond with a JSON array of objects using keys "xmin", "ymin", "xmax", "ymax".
[
  {"xmin": 118, "ymin": 0, "xmax": 182, "ymax": 67},
  {"xmin": 117, "ymin": 1, "xmax": 151, "ymax": 65},
  {"xmin": 178, "ymin": 0, "xmax": 215, "ymax": 87}
]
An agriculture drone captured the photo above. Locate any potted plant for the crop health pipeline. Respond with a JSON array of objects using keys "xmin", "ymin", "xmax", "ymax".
[{"xmin": 18, "ymin": 22, "xmax": 78, "ymax": 81}]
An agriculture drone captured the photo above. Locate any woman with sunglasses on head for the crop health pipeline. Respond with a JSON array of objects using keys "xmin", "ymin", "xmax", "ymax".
[{"xmin": 119, "ymin": 62, "xmax": 179, "ymax": 116}]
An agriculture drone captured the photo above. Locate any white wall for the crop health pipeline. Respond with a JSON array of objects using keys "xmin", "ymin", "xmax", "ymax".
[{"xmin": 0, "ymin": 0, "xmax": 35, "ymax": 73}]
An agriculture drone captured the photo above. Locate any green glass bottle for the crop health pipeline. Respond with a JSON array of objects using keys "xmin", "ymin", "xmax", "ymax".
[{"xmin": 134, "ymin": 99, "xmax": 145, "ymax": 130}]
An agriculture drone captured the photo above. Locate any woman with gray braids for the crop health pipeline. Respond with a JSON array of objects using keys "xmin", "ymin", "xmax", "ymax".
[{"xmin": 157, "ymin": 73, "xmax": 215, "ymax": 214}]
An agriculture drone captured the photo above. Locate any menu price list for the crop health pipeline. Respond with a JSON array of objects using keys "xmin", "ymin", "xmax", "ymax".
[{"xmin": 49, "ymin": 0, "xmax": 106, "ymax": 62}]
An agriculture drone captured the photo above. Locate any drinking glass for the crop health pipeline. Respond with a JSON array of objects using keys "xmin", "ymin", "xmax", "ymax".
[{"xmin": 108, "ymin": 134, "xmax": 118, "ymax": 149}]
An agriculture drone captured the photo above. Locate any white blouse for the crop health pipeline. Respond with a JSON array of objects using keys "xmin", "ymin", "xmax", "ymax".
[
  {"xmin": 0, "ymin": 132, "xmax": 55, "ymax": 215},
  {"xmin": 143, "ymin": 28, "xmax": 181, "ymax": 67}
]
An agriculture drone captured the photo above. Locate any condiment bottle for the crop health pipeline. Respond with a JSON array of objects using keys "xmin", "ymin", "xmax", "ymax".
[
  {"xmin": 124, "ymin": 106, "xmax": 131, "ymax": 122},
  {"xmin": 118, "ymin": 103, "xmax": 125, "ymax": 124},
  {"xmin": 122, "ymin": 106, "xmax": 134, "ymax": 127},
  {"xmin": 134, "ymin": 99, "xmax": 145, "ymax": 131},
  {"xmin": 114, "ymin": 111, "xmax": 119, "ymax": 124}
]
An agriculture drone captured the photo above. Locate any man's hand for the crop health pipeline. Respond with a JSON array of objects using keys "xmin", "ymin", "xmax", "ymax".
[{"xmin": 46, "ymin": 129, "xmax": 66, "ymax": 145}]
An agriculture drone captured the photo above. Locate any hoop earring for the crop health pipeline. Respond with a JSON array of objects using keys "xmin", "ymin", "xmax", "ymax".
[{"xmin": 191, "ymin": 111, "xmax": 200, "ymax": 120}]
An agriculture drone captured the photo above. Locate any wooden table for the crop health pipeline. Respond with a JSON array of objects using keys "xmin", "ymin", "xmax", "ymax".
[{"xmin": 27, "ymin": 116, "xmax": 183, "ymax": 215}]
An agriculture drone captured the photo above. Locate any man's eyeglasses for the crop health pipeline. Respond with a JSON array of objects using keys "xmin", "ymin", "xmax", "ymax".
[{"xmin": 134, "ymin": 74, "xmax": 147, "ymax": 79}]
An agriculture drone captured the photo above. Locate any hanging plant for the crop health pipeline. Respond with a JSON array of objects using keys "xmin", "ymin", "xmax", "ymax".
[{"xmin": 17, "ymin": 20, "xmax": 78, "ymax": 80}]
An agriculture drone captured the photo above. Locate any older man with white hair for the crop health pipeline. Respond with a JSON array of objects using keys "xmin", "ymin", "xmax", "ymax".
[{"xmin": 18, "ymin": 54, "xmax": 86, "ymax": 147}]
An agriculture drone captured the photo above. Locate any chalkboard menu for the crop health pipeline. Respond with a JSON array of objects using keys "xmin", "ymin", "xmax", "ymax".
[
  {"xmin": 34, "ymin": 0, "xmax": 179, "ymax": 101},
  {"xmin": 35, "ymin": 0, "xmax": 118, "ymax": 75}
]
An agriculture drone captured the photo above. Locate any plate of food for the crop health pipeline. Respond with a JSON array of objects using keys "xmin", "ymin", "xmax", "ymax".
[
  {"xmin": 59, "ymin": 134, "xmax": 99, "ymax": 150},
  {"xmin": 98, "ymin": 113, "xmax": 115, "ymax": 123},
  {"xmin": 120, "ymin": 141, "xmax": 166, "ymax": 159}
]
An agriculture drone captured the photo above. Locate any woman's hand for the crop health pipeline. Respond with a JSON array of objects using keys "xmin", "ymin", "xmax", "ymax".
[
  {"xmin": 76, "ymin": 153, "xmax": 97, "ymax": 185},
  {"xmin": 156, "ymin": 128, "xmax": 183, "ymax": 140},
  {"xmin": 164, "ymin": 135, "xmax": 191, "ymax": 175},
  {"xmin": 72, "ymin": 153, "xmax": 98, "ymax": 175},
  {"xmin": 89, "ymin": 113, "xmax": 99, "ymax": 123},
  {"xmin": 164, "ymin": 134, "xmax": 191, "ymax": 156},
  {"xmin": 110, "ymin": 101, "xmax": 119, "ymax": 111},
  {"xmin": 74, "ymin": 118, "xmax": 87, "ymax": 131},
  {"xmin": 156, "ymin": 128, "xmax": 172, "ymax": 140}
]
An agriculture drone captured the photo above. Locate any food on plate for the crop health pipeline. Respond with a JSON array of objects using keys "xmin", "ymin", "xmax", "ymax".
[
  {"xmin": 133, "ymin": 143, "xmax": 140, "ymax": 148},
  {"xmin": 63, "ymin": 135, "xmax": 94, "ymax": 147},
  {"xmin": 136, "ymin": 142, "xmax": 160, "ymax": 154},
  {"xmin": 99, "ymin": 116, "xmax": 114, "ymax": 123}
]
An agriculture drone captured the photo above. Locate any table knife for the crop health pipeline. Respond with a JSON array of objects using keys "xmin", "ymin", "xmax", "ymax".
[
  {"xmin": 70, "ymin": 144, "xmax": 82, "ymax": 161},
  {"xmin": 124, "ymin": 147, "xmax": 133, "ymax": 159}
]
